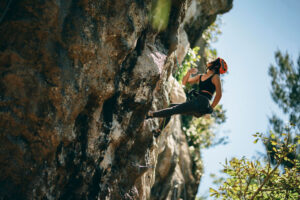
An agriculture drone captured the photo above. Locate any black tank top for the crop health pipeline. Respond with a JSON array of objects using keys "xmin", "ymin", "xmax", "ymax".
[{"xmin": 198, "ymin": 74, "xmax": 216, "ymax": 98}]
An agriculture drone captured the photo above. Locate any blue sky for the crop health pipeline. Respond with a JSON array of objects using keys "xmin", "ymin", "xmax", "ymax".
[{"xmin": 197, "ymin": 0, "xmax": 300, "ymax": 198}]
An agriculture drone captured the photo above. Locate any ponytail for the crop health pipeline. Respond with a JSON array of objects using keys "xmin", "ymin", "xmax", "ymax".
[{"xmin": 207, "ymin": 58, "xmax": 221, "ymax": 75}]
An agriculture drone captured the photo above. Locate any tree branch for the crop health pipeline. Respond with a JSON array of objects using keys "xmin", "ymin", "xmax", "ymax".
[{"xmin": 250, "ymin": 134, "xmax": 290, "ymax": 200}]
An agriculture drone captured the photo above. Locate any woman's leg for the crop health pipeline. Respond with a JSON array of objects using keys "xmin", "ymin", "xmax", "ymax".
[
  {"xmin": 152, "ymin": 95, "xmax": 211, "ymax": 118},
  {"xmin": 169, "ymin": 103, "xmax": 179, "ymax": 107},
  {"xmin": 152, "ymin": 100, "xmax": 198, "ymax": 118},
  {"xmin": 162, "ymin": 104, "xmax": 177, "ymax": 126}
]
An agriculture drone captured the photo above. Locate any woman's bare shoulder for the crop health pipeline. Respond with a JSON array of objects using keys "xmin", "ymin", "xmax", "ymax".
[
  {"xmin": 212, "ymin": 74, "xmax": 220, "ymax": 80},
  {"xmin": 195, "ymin": 74, "xmax": 201, "ymax": 82},
  {"xmin": 211, "ymin": 74, "xmax": 221, "ymax": 85}
]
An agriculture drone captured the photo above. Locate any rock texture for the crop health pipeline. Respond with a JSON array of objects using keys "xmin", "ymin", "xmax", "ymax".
[{"xmin": 0, "ymin": 0, "xmax": 232, "ymax": 199}]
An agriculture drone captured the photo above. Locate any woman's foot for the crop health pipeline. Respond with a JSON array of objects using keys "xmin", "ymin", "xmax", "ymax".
[
  {"xmin": 145, "ymin": 111, "xmax": 154, "ymax": 119},
  {"xmin": 152, "ymin": 129, "xmax": 161, "ymax": 138}
]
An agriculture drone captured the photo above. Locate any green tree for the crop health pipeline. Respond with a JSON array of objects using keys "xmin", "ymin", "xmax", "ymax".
[
  {"xmin": 266, "ymin": 50, "xmax": 300, "ymax": 168},
  {"xmin": 210, "ymin": 130, "xmax": 300, "ymax": 200},
  {"xmin": 174, "ymin": 46, "xmax": 201, "ymax": 85}
]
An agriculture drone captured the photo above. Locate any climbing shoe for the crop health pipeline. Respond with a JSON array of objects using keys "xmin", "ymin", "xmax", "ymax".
[
  {"xmin": 152, "ymin": 129, "xmax": 161, "ymax": 138},
  {"xmin": 145, "ymin": 111, "xmax": 154, "ymax": 120}
]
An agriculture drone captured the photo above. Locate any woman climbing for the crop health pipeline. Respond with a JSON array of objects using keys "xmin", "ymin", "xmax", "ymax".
[{"xmin": 147, "ymin": 57, "xmax": 228, "ymax": 121}]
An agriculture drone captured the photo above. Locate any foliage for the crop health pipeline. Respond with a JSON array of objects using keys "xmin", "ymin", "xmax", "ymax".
[
  {"xmin": 268, "ymin": 51, "xmax": 300, "ymax": 129},
  {"xmin": 174, "ymin": 46, "xmax": 201, "ymax": 86},
  {"xmin": 185, "ymin": 105, "xmax": 227, "ymax": 149},
  {"xmin": 195, "ymin": 196, "xmax": 208, "ymax": 200},
  {"xmin": 210, "ymin": 128, "xmax": 300, "ymax": 200},
  {"xmin": 150, "ymin": 0, "xmax": 171, "ymax": 31},
  {"xmin": 203, "ymin": 17, "xmax": 222, "ymax": 61},
  {"xmin": 184, "ymin": 105, "xmax": 227, "ymax": 179},
  {"xmin": 174, "ymin": 17, "xmax": 222, "ymax": 80},
  {"xmin": 266, "ymin": 50, "xmax": 300, "ymax": 168},
  {"xmin": 202, "ymin": 17, "xmax": 222, "ymax": 44}
]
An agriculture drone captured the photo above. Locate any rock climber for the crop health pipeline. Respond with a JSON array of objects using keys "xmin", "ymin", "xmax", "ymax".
[{"xmin": 147, "ymin": 57, "xmax": 228, "ymax": 121}]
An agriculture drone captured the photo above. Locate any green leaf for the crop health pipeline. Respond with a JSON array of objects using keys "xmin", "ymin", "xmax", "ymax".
[
  {"xmin": 253, "ymin": 139, "xmax": 259, "ymax": 144},
  {"xmin": 271, "ymin": 141, "xmax": 277, "ymax": 145},
  {"xmin": 209, "ymin": 188, "xmax": 219, "ymax": 197},
  {"xmin": 209, "ymin": 188, "xmax": 218, "ymax": 193},
  {"xmin": 271, "ymin": 133, "xmax": 275, "ymax": 139}
]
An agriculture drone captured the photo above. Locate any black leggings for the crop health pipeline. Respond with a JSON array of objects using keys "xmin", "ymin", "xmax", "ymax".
[{"xmin": 152, "ymin": 95, "xmax": 212, "ymax": 119}]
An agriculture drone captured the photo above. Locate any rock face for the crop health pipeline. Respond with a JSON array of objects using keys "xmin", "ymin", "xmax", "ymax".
[{"xmin": 0, "ymin": 0, "xmax": 232, "ymax": 199}]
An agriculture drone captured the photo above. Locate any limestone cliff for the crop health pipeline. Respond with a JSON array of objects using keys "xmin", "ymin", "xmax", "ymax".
[{"xmin": 0, "ymin": 0, "xmax": 232, "ymax": 199}]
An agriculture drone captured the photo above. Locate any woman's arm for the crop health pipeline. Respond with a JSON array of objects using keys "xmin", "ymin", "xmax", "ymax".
[
  {"xmin": 210, "ymin": 74, "xmax": 222, "ymax": 109},
  {"xmin": 182, "ymin": 68, "xmax": 200, "ymax": 86}
]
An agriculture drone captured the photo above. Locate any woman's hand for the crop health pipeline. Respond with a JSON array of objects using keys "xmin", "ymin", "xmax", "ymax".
[
  {"xmin": 182, "ymin": 68, "xmax": 200, "ymax": 85},
  {"xmin": 188, "ymin": 68, "xmax": 198, "ymax": 74}
]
